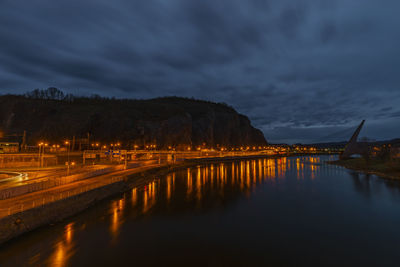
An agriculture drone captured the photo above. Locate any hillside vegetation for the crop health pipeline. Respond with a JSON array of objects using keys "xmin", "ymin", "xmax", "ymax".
[{"xmin": 0, "ymin": 88, "xmax": 267, "ymax": 148}]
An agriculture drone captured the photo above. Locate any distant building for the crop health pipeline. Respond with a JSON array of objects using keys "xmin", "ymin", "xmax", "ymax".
[
  {"xmin": 0, "ymin": 142, "xmax": 19, "ymax": 153},
  {"xmin": 391, "ymin": 146, "xmax": 400, "ymax": 159}
]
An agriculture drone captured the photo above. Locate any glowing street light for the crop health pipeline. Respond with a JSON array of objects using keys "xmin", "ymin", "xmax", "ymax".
[
  {"xmin": 65, "ymin": 140, "xmax": 71, "ymax": 175},
  {"xmin": 38, "ymin": 142, "xmax": 44, "ymax": 168}
]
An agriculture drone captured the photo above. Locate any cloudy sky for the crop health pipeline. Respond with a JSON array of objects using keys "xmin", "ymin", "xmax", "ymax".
[{"xmin": 0, "ymin": 0, "xmax": 399, "ymax": 143}]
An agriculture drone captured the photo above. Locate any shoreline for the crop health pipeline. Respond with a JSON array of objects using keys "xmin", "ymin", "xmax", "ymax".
[{"xmin": 327, "ymin": 159, "xmax": 400, "ymax": 180}]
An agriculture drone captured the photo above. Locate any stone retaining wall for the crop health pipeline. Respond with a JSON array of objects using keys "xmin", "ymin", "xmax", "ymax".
[{"xmin": 0, "ymin": 180, "xmax": 128, "ymax": 245}]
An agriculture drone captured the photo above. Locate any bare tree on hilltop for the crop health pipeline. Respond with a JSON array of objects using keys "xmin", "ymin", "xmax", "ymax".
[{"xmin": 25, "ymin": 87, "xmax": 74, "ymax": 101}]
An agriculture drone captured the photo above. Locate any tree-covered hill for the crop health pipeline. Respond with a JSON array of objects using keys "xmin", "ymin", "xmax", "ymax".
[{"xmin": 0, "ymin": 88, "xmax": 267, "ymax": 149}]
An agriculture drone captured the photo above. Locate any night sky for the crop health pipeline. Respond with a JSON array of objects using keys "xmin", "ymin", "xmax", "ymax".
[{"xmin": 0, "ymin": 0, "xmax": 399, "ymax": 143}]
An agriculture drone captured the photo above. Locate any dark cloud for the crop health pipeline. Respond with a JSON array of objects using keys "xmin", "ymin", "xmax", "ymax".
[
  {"xmin": 0, "ymin": 0, "xmax": 399, "ymax": 143},
  {"xmin": 319, "ymin": 22, "xmax": 337, "ymax": 43},
  {"xmin": 278, "ymin": 4, "xmax": 307, "ymax": 39}
]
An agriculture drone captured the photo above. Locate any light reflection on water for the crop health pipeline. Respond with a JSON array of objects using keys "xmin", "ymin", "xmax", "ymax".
[
  {"xmin": 46, "ymin": 223, "xmax": 75, "ymax": 267},
  {"xmin": 1, "ymin": 155, "xmax": 400, "ymax": 266}
]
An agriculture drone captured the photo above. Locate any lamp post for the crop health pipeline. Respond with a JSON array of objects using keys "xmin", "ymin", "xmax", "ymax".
[
  {"xmin": 38, "ymin": 142, "xmax": 43, "ymax": 168},
  {"xmin": 124, "ymin": 150, "xmax": 128, "ymax": 170},
  {"xmin": 65, "ymin": 140, "xmax": 70, "ymax": 175},
  {"xmin": 43, "ymin": 143, "xmax": 48, "ymax": 167}
]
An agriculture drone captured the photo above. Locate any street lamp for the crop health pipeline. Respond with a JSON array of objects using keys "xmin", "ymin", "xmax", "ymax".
[
  {"xmin": 38, "ymin": 142, "xmax": 44, "ymax": 168},
  {"xmin": 65, "ymin": 141, "xmax": 70, "ymax": 175}
]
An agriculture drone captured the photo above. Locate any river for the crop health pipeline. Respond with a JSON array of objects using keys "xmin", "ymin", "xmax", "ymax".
[{"xmin": 1, "ymin": 155, "xmax": 400, "ymax": 266}]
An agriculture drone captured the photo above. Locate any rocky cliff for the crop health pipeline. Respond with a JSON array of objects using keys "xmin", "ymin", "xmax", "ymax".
[{"xmin": 0, "ymin": 93, "xmax": 267, "ymax": 148}]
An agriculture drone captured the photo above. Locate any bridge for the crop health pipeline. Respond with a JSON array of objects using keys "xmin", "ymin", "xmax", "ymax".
[{"xmin": 340, "ymin": 120, "xmax": 370, "ymax": 160}]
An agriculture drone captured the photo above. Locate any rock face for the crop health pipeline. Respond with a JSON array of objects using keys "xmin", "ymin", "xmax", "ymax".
[{"xmin": 0, "ymin": 95, "xmax": 267, "ymax": 148}]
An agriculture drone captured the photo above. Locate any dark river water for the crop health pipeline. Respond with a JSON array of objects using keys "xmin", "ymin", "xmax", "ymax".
[{"xmin": 1, "ymin": 155, "xmax": 400, "ymax": 266}]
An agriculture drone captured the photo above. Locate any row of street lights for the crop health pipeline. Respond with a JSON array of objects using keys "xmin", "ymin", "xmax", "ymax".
[
  {"xmin": 90, "ymin": 142, "xmax": 122, "ymax": 150},
  {"xmin": 37, "ymin": 141, "xmax": 283, "ymax": 153},
  {"xmin": 38, "ymin": 140, "xmax": 71, "ymax": 175}
]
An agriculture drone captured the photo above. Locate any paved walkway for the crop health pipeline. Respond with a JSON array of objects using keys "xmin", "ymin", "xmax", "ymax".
[{"xmin": 0, "ymin": 165, "xmax": 108, "ymax": 189}]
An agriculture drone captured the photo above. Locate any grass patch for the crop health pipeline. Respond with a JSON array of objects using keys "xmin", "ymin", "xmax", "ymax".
[{"xmin": 330, "ymin": 158, "xmax": 400, "ymax": 179}]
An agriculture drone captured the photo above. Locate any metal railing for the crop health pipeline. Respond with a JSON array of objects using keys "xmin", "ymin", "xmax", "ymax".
[{"xmin": 0, "ymin": 176, "xmax": 124, "ymax": 218}]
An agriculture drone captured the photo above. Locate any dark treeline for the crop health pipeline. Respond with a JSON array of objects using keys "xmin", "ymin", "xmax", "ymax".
[{"xmin": 20, "ymin": 87, "xmax": 234, "ymax": 110}]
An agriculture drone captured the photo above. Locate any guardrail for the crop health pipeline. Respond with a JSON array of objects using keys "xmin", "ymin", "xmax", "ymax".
[{"xmin": 0, "ymin": 176, "xmax": 124, "ymax": 218}]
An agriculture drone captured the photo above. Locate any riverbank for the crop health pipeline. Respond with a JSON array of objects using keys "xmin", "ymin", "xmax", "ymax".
[{"xmin": 328, "ymin": 158, "xmax": 400, "ymax": 180}]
